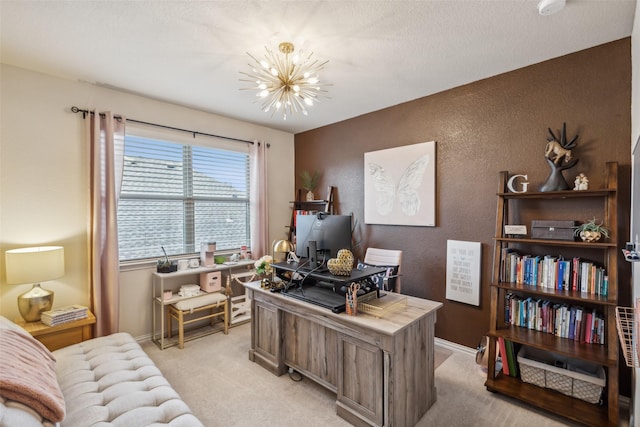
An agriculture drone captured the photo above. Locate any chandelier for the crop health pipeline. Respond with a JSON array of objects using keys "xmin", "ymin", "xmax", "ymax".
[{"xmin": 240, "ymin": 42, "xmax": 329, "ymax": 120}]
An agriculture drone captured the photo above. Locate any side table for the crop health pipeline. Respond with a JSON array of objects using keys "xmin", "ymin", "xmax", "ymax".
[{"xmin": 14, "ymin": 310, "xmax": 96, "ymax": 351}]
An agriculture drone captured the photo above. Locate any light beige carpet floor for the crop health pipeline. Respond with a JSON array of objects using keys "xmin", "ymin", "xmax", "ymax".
[{"xmin": 142, "ymin": 322, "xmax": 627, "ymax": 427}]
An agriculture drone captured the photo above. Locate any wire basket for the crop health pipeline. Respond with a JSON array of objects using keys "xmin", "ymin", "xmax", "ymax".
[
  {"xmin": 358, "ymin": 293, "xmax": 407, "ymax": 318},
  {"xmin": 615, "ymin": 304, "xmax": 639, "ymax": 368}
]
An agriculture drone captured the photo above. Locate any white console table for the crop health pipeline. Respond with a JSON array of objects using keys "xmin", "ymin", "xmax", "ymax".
[
  {"xmin": 244, "ymin": 281, "xmax": 442, "ymax": 427},
  {"xmin": 151, "ymin": 260, "xmax": 254, "ymax": 349}
]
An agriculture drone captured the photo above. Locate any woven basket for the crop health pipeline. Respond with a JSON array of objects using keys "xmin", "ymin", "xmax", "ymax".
[{"xmin": 517, "ymin": 346, "xmax": 605, "ymax": 404}]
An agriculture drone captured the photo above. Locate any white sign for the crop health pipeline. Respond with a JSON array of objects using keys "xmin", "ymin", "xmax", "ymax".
[{"xmin": 446, "ymin": 240, "xmax": 481, "ymax": 306}]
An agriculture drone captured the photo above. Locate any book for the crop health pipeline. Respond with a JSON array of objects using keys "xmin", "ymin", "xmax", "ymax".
[
  {"xmin": 497, "ymin": 337, "xmax": 509, "ymax": 376},
  {"xmin": 506, "ymin": 340, "xmax": 518, "ymax": 377},
  {"xmin": 41, "ymin": 305, "xmax": 88, "ymax": 326}
]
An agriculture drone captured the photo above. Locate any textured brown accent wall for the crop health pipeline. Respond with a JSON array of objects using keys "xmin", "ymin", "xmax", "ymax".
[{"xmin": 294, "ymin": 39, "xmax": 631, "ymax": 353}]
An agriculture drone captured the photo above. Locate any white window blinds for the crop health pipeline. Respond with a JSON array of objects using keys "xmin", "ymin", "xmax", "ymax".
[{"xmin": 117, "ymin": 133, "xmax": 250, "ymax": 261}]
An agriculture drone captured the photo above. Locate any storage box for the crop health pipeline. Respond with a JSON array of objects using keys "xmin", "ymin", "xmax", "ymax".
[
  {"xmin": 517, "ymin": 346, "xmax": 605, "ymax": 404},
  {"xmin": 200, "ymin": 271, "xmax": 222, "ymax": 293},
  {"xmin": 531, "ymin": 220, "xmax": 576, "ymax": 241},
  {"xmin": 178, "ymin": 284, "xmax": 201, "ymax": 297}
]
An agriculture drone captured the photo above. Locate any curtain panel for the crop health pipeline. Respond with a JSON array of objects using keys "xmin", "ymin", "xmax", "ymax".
[
  {"xmin": 250, "ymin": 140, "xmax": 268, "ymax": 258},
  {"xmin": 87, "ymin": 111, "xmax": 124, "ymax": 336}
]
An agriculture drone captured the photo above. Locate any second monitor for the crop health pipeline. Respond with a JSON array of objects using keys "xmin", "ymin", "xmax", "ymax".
[{"xmin": 295, "ymin": 213, "xmax": 352, "ymax": 267}]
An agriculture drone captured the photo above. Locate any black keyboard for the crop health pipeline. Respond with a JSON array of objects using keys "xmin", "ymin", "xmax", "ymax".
[{"xmin": 284, "ymin": 285, "xmax": 346, "ymax": 313}]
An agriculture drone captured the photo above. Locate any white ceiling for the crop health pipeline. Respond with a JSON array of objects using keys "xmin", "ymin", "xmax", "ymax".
[{"xmin": 0, "ymin": 1, "xmax": 636, "ymax": 134}]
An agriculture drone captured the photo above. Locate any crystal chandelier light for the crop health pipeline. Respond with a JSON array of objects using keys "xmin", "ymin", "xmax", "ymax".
[{"xmin": 240, "ymin": 42, "xmax": 329, "ymax": 120}]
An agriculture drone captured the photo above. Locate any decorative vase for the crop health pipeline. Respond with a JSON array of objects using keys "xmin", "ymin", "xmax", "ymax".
[
  {"xmin": 306, "ymin": 190, "xmax": 314, "ymax": 201},
  {"xmin": 579, "ymin": 230, "xmax": 601, "ymax": 242}
]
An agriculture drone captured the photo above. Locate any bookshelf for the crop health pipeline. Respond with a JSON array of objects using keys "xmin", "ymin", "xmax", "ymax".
[
  {"xmin": 287, "ymin": 186, "xmax": 334, "ymax": 242},
  {"xmin": 485, "ymin": 162, "xmax": 619, "ymax": 426}
]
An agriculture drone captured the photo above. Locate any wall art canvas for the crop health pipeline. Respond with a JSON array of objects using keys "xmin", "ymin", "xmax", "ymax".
[{"xmin": 364, "ymin": 141, "xmax": 435, "ymax": 226}]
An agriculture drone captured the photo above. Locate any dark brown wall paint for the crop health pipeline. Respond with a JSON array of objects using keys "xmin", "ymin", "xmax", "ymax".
[{"xmin": 294, "ymin": 39, "xmax": 631, "ymax": 359}]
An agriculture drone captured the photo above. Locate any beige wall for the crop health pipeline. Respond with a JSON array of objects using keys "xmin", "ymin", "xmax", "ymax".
[{"xmin": 0, "ymin": 64, "xmax": 295, "ymax": 337}]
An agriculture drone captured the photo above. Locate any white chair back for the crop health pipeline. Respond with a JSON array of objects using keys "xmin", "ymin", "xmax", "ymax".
[{"xmin": 363, "ymin": 248, "xmax": 403, "ymax": 293}]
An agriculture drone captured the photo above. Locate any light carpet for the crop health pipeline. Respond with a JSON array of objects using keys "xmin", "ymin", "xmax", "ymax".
[{"xmin": 142, "ymin": 322, "xmax": 623, "ymax": 426}]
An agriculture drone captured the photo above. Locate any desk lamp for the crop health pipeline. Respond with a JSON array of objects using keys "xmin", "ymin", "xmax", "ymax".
[
  {"xmin": 5, "ymin": 246, "xmax": 65, "ymax": 322},
  {"xmin": 272, "ymin": 239, "xmax": 294, "ymax": 263}
]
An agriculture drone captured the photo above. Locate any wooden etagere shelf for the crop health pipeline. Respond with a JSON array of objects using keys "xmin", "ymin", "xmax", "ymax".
[
  {"xmin": 287, "ymin": 186, "xmax": 334, "ymax": 242},
  {"xmin": 485, "ymin": 162, "xmax": 619, "ymax": 427},
  {"xmin": 485, "ymin": 374, "xmax": 610, "ymax": 427}
]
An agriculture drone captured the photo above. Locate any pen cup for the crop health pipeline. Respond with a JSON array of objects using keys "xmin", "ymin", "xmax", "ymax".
[{"xmin": 346, "ymin": 293, "xmax": 357, "ymax": 316}]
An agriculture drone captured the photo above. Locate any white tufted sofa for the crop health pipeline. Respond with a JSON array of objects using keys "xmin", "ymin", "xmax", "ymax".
[{"xmin": 0, "ymin": 316, "xmax": 203, "ymax": 427}]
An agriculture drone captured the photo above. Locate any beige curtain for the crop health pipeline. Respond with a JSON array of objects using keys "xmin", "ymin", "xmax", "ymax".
[
  {"xmin": 250, "ymin": 140, "xmax": 268, "ymax": 258},
  {"xmin": 87, "ymin": 111, "xmax": 125, "ymax": 336}
]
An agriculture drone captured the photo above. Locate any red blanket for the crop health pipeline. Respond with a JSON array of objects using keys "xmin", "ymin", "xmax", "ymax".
[{"xmin": 0, "ymin": 329, "xmax": 65, "ymax": 422}]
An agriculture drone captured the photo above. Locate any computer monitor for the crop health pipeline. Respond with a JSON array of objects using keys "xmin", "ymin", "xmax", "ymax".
[{"xmin": 295, "ymin": 213, "xmax": 352, "ymax": 266}]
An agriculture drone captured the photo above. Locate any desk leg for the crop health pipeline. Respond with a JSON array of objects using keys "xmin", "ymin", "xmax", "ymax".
[{"xmin": 383, "ymin": 351, "xmax": 391, "ymax": 427}]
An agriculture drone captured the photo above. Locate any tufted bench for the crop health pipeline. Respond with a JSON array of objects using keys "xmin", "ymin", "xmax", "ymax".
[{"xmin": 0, "ymin": 316, "xmax": 203, "ymax": 427}]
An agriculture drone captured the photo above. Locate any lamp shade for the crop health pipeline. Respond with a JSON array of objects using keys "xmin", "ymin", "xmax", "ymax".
[
  {"xmin": 6, "ymin": 246, "xmax": 65, "ymax": 285},
  {"xmin": 272, "ymin": 240, "xmax": 294, "ymax": 263},
  {"xmin": 273, "ymin": 240, "xmax": 294, "ymax": 254}
]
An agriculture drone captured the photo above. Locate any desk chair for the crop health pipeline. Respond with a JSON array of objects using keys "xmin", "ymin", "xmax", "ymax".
[{"xmin": 363, "ymin": 247, "xmax": 403, "ymax": 293}]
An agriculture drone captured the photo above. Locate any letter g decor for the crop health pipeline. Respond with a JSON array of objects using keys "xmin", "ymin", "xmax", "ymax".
[{"xmin": 507, "ymin": 174, "xmax": 529, "ymax": 193}]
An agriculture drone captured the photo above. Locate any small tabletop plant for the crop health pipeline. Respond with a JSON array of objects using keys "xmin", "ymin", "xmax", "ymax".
[
  {"xmin": 573, "ymin": 218, "xmax": 610, "ymax": 242},
  {"xmin": 156, "ymin": 246, "xmax": 177, "ymax": 272},
  {"xmin": 300, "ymin": 170, "xmax": 321, "ymax": 200}
]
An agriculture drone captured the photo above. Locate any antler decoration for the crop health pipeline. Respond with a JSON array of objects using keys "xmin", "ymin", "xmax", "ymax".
[
  {"xmin": 548, "ymin": 122, "xmax": 578, "ymax": 149},
  {"xmin": 539, "ymin": 122, "xmax": 580, "ymax": 192}
]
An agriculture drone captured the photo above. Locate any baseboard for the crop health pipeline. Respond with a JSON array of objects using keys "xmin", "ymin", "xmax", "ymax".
[
  {"xmin": 135, "ymin": 333, "xmax": 152, "ymax": 343},
  {"xmin": 434, "ymin": 337, "xmax": 476, "ymax": 357}
]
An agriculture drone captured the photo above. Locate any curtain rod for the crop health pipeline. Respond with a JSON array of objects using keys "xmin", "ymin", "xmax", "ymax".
[{"xmin": 70, "ymin": 106, "xmax": 257, "ymax": 145}]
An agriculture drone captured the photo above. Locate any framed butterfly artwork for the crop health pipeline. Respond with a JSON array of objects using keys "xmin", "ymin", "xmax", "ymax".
[{"xmin": 364, "ymin": 141, "xmax": 436, "ymax": 226}]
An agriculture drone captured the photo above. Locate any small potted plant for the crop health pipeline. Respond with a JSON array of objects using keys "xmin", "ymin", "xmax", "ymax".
[
  {"xmin": 300, "ymin": 170, "xmax": 321, "ymax": 201},
  {"xmin": 157, "ymin": 246, "xmax": 177, "ymax": 273},
  {"xmin": 573, "ymin": 218, "xmax": 610, "ymax": 242},
  {"xmin": 254, "ymin": 255, "xmax": 273, "ymax": 288}
]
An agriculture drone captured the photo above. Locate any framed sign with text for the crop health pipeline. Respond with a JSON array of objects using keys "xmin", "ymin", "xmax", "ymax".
[{"xmin": 445, "ymin": 240, "xmax": 481, "ymax": 306}]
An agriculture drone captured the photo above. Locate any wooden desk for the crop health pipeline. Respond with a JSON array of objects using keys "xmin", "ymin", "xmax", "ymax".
[
  {"xmin": 15, "ymin": 311, "xmax": 96, "ymax": 351},
  {"xmin": 244, "ymin": 282, "xmax": 442, "ymax": 427}
]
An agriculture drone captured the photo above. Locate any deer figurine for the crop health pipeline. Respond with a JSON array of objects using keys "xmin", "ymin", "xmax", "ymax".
[{"xmin": 540, "ymin": 122, "xmax": 579, "ymax": 192}]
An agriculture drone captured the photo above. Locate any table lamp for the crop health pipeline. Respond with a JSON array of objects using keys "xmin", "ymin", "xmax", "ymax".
[
  {"xmin": 5, "ymin": 246, "xmax": 64, "ymax": 322},
  {"xmin": 272, "ymin": 239, "xmax": 294, "ymax": 263}
]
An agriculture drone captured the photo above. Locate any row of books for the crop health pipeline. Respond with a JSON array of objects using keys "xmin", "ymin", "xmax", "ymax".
[
  {"xmin": 497, "ymin": 337, "xmax": 520, "ymax": 377},
  {"xmin": 500, "ymin": 248, "xmax": 609, "ymax": 296},
  {"xmin": 41, "ymin": 305, "xmax": 88, "ymax": 326},
  {"xmin": 293, "ymin": 210, "xmax": 319, "ymax": 227},
  {"xmin": 505, "ymin": 293, "xmax": 605, "ymax": 344}
]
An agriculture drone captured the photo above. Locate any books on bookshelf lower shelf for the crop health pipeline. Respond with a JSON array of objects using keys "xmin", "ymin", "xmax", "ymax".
[
  {"xmin": 492, "ymin": 339, "xmax": 606, "ymax": 408},
  {"xmin": 490, "ymin": 327, "xmax": 612, "ymax": 366},
  {"xmin": 41, "ymin": 305, "xmax": 88, "ymax": 326},
  {"xmin": 504, "ymin": 293, "xmax": 606, "ymax": 345}
]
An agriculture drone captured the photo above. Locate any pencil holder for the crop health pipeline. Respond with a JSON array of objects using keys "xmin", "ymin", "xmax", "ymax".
[{"xmin": 345, "ymin": 293, "xmax": 357, "ymax": 316}]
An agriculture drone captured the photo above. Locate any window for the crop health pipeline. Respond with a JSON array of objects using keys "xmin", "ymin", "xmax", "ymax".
[{"xmin": 117, "ymin": 129, "xmax": 251, "ymax": 261}]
